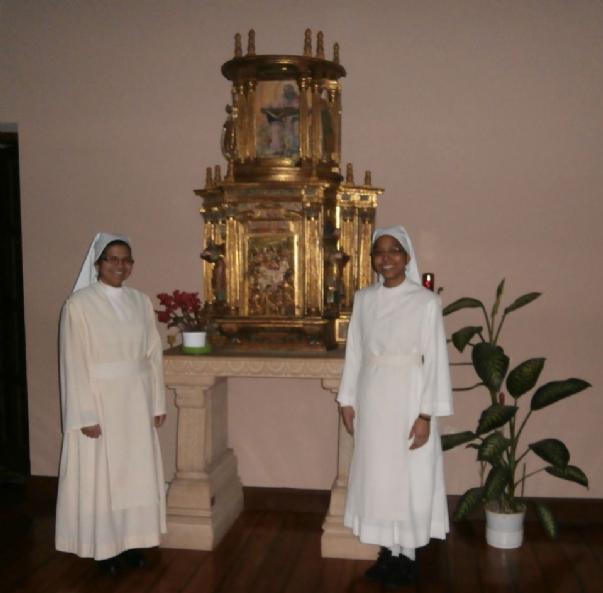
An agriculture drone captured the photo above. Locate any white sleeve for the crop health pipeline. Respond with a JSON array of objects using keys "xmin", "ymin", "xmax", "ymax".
[
  {"xmin": 336, "ymin": 295, "xmax": 363, "ymax": 408},
  {"xmin": 59, "ymin": 299, "xmax": 100, "ymax": 431},
  {"xmin": 419, "ymin": 297, "xmax": 454, "ymax": 417},
  {"xmin": 145, "ymin": 296, "xmax": 166, "ymax": 416}
]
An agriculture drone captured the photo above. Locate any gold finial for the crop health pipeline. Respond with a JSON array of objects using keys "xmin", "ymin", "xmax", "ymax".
[
  {"xmin": 345, "ymin": 163, "xmax": 354, "ymax": 184},
  {"xmin": 364, "ymin": 170, "xmax": 372, "ymax": 186},
  {"xmin": 214, "ymin": 164, "xmax": 222, "ymax": 184},
  {"xmin": 333, "ymin": 42, "xmax": 340, "ymax": 64},
  {"xmin": 247, "ymin": 29, "xmax": 256, "ymax": 56},
  {"xmin": 226, "ymin": 160, "xmax": 234, "ymax": 181},
  {"xmin": 304, "ymin": 28, "xmax": 312, "ymax": 56},
  {"xmin": 316, "ymin": 31, "xmax": 325, "ymax": 59},
  {"xmin": 234, "ymin": 33, "xmax": 242, "ymax": 58},
  {"xmin": 205, "ymin": 166, "xmax": 213, "ymax": 189}
]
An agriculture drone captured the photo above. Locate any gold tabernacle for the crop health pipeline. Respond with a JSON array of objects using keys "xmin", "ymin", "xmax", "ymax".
[{"xmin": 196, "ymin": 29, "xmax": 383, "ymax": 350}]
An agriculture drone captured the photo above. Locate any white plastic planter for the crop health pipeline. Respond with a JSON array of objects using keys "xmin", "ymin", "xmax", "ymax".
[
  {"xmin": 485, "ymin": 507, "xmax": 526, "ymax": 549},
  {"xmin": 182, "ymin": 331, "xmax": 208, "ymax": 354}
]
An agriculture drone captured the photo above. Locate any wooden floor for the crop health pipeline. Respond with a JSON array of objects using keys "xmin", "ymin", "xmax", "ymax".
[{"xmin": 1, "ymin": 478, "xmax": 602, "ymax": 593}]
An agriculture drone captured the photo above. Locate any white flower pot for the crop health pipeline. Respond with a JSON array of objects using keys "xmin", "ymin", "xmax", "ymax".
[
  {"xmin": 485, "ymin": 507, "xmax": 526, "ymax": 549},
  {"xmin": 182, "ymin": 331, "xmax": 208, "ymax": 354}
]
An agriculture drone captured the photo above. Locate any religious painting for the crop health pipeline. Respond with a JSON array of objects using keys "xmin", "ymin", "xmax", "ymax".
[
  {"xmin": 255, "ymin": 80, "xmax": 300, "ymax": 158},
  {"xmin": 247, "ymin": 234, "xmax": 296, "ymax": 317}
]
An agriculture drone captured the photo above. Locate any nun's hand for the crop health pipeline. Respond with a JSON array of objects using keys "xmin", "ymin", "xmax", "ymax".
[
  {"xmin": 81, "ymin": 424, "xmax": 102, "ymax": 439},
  {"xmin": 341, "ymin": 406, "xmax": 355, "ymax": 435},
  {"xmin": 409, "ymin": 416, "xmax": 430, "ymax": 449},
  {"xmin": 154, "ymin": 414, "xmax": 166, "ymax": 428}
]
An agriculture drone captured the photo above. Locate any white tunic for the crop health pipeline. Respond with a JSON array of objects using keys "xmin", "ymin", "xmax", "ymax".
[
  {"xmin": 55, "ymin": 282, "xmax": 167, "ymax": 560},
  {"xmin": 337, "ymin": 279, "xmax": 453, "ymax": 548}
]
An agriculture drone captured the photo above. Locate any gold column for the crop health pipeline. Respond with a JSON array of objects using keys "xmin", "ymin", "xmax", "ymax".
[
  {"xmin": 246, "ymin": 80, "xmax": 257, "ymax": 160},
  {"xmin": 233, "ymin": 83, "xmax": 246, "ymax": 161},
  {"xmin": 310, "ymin": 80, "xmax": 322, "ymax": 163},
  {"xmin": 298, "ymin": 77, "xmax": 310, "ymax": 160},
  {"xmin": 303, "ymin": 202, "xmax": 323, "ymax": 315},
  {"xmin": 358, "ymin": 208, "xmax": 375, "ymax": 290},
  {"xmin": 225, "ymin": 211, "xmax": 240, "ymax": 314},
  {"xmin": 338, "ymin": 205, "xmax": 356, "ymax": 310},
  {"xmin": 333, "ymin": 85, "xmax": 342, "ymax": 164}
]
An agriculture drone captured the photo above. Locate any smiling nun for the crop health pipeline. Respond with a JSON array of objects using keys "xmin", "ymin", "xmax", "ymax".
[
  {"xmin": 55, "ymin": 233, "xmax": 166, "ymax": 574},
  {"xmin": 337, "ymin": 225, "xmax": 453, "ymax": 589}
]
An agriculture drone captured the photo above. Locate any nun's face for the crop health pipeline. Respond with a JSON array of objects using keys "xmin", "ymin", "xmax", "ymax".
[
  {"xmin": 371, "ymin": 234, "xmax": 409, "ymax": 287},
  {"xmin": 96, "ymin": 244, "xmax": 133, "ymax": 288}
]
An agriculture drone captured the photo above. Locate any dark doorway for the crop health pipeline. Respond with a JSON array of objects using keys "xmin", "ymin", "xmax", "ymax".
[{"xmin": 0, "ymin": 130, "xmax": 30, "ymax": 483}]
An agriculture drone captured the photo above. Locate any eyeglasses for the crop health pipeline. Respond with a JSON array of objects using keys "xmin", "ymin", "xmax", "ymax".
[
  {"xmin": 99, "ymin": 256, "xmax": 134, "ymax": 265},
  {"xmin": 371, "ymin": 248, "xmax": 405, "ymax": 257}
]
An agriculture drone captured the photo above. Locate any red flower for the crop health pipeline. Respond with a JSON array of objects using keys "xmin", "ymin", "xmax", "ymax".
[
  {"xmin": 173, "ymin": 290, "xmax": 187, "ymax": 308},
  {"xmin": 157, "ymin": 310, "xmax": 170, "ymax": 323},
  {"xmin": 155, "ymin": 290, "xmax": 206, "ymax": 331}
]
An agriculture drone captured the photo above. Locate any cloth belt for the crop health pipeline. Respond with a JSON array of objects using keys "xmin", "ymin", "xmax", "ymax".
[
  {"xmin": 90, "ymin": 360, "xmax": 149, "ymax": 380},
  {"xmin": 367, "ymin": 353, "xmax": 422, "ymax": 366}
]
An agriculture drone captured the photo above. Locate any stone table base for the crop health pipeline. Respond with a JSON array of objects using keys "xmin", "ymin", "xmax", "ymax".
[{"xmin": 161, "ymin": 351, "xmax": 369, "ymax": 557}]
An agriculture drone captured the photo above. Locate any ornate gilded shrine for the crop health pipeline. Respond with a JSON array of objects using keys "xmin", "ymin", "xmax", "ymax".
[{"xmin": 197, "ymin": 30, "xmax": 383, "ymax": 350}]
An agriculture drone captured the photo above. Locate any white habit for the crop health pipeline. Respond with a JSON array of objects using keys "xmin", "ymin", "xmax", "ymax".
[
  {"xmin": 337, "ymin": 278, "xmax": 453, "ymax": 549},
  {"xmin": 55, "ymin": 281, "xmax": 167, "ymax": 560}
]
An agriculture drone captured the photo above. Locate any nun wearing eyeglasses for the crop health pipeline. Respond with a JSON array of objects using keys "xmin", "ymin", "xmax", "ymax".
[
  {"xmin": 337, "ymin": 225, "xmax": 453, "ymax": 589},
  {"xmin": 55, "ymin": 233, "xmax": 166, "ymax": 575}
]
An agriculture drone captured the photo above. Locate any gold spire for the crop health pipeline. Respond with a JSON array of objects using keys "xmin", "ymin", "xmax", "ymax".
[
  {"xmin": 234, "ymin": 33, "xmax": 242, "ymax": 58},
  {"xmin": 304, "ymin": 28, "xmax": 312, "ymax": 56},
  {"xmin": 247, "ymin": 29, "xmax": 256, "ymax": 56},
  {"xmin": 345, "ymin": 163, "xmax": 354, "ymax": 184},
  {"xmin": 225, "ymin": 160, "xmax": 234, "ymax": 181},
  {"xmin": 316, "ymin": 31, "xmax": 324, "ymax": 59},
  {"xmin": 205, "ymin": 166, "xmax": 213, "ymax": 189}
]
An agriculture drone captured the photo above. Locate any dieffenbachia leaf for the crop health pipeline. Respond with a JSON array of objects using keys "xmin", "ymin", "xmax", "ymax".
[
  {"xmin": 476, "ymin": 404, "xmax": 517, "ymax": 435},
  {"xmin": 528, "ymin": 439, "xmax": 569, "ymax": 468},
  {"xmin": 453, "ymin": 487, "xmax": 484, "ymax": 521},
  {"xmin": 472, "ymin": 343, "xmax": 509, "ymax": 392},
  {"xmin": 506, "ymin": 358, "xmax": 545, "ymax": 398},
  {"xmin": 441, "ymin": 431, "xmax": 477, "ymax": 451},
  {"xmin": 530, "ymin": 379, "xmax": 591, "ymax": 411},
  {"xmin": 504, "ymin": 292, "xmax": 542, "ymax": 315},
  {"xmin": 443, "ymin": 297, "xmax": 484, "ymax": 316}
]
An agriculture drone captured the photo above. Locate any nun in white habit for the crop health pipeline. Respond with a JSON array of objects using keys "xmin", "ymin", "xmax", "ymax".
[
  {"xmin": 55, "ymin": 233, "xmax": 166, "ymax": 573},
  {"xmin": 337, "ymin": 225, "xmax": 453, "ymax": 588}
]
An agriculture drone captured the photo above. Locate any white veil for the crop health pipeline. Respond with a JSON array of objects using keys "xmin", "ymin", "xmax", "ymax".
[
  {"xmin": 372, "ymin": 225, "xmax": 420, "ymax": 284},
  {"xmin": 72, "ymin": 232, "xmax": 131, "ymax": 293}
]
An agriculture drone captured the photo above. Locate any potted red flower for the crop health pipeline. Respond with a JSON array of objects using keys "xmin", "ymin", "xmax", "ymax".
[{"xmin": 156, "ymin": 290, "xmax": 210, "ymax": 354}]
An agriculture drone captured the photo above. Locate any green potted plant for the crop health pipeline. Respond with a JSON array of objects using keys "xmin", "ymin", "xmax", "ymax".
[{"xmin": 441, "ymin": 280, "xmax": 590, "ymax": 548}]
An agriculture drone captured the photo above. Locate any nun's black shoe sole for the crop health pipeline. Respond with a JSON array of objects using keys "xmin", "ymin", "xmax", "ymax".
[
  {"xmin": 364, "ymin": 547, "xmax": 392, "ymax": 582},
  {"xmin": 121, "ymin": 548, "xmax": 146, "ymax": 568},
  {"xmin": 382, "ymin": 555, "xmax": 416, "ymax": 590},
  {"xmin": 97, "ymin": 557, "xmax": 120, "ymax": 576}
]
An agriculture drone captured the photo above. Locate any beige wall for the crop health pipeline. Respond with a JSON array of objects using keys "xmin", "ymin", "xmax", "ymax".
[{"xmin": 1, "ymin": 0, "xmax": 602, "ymax": 497}]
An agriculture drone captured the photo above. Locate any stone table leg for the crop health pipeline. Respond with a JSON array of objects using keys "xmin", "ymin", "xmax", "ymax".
[
  {"xmin": 161, "ymin": 376, "xmax": 243, "ymax": 550},
  {"xmin": 320, "ymin": 379, "xmax": 378, "ymax": 560}
]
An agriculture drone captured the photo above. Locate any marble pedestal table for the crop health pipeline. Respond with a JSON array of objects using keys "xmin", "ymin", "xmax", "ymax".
[{"xmin": 160, "ymin": 351, "xmax": 377, "ymax": 560}]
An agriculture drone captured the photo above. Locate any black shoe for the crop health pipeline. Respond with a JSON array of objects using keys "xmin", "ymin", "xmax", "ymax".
[
  {"xmin": 383, "ymin": 554, "xmax": 416, "ymax": 590},
  {"xmin": 364, "ymin": 547, "xmax": 392, "ymax": 582},
  {"xmin": 121, "ymin": 548, "xmax": 145, "ymax": 568},
  {"xmin": 97, "ymin": 556, "xmax": 120, "ymax": 576}
]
